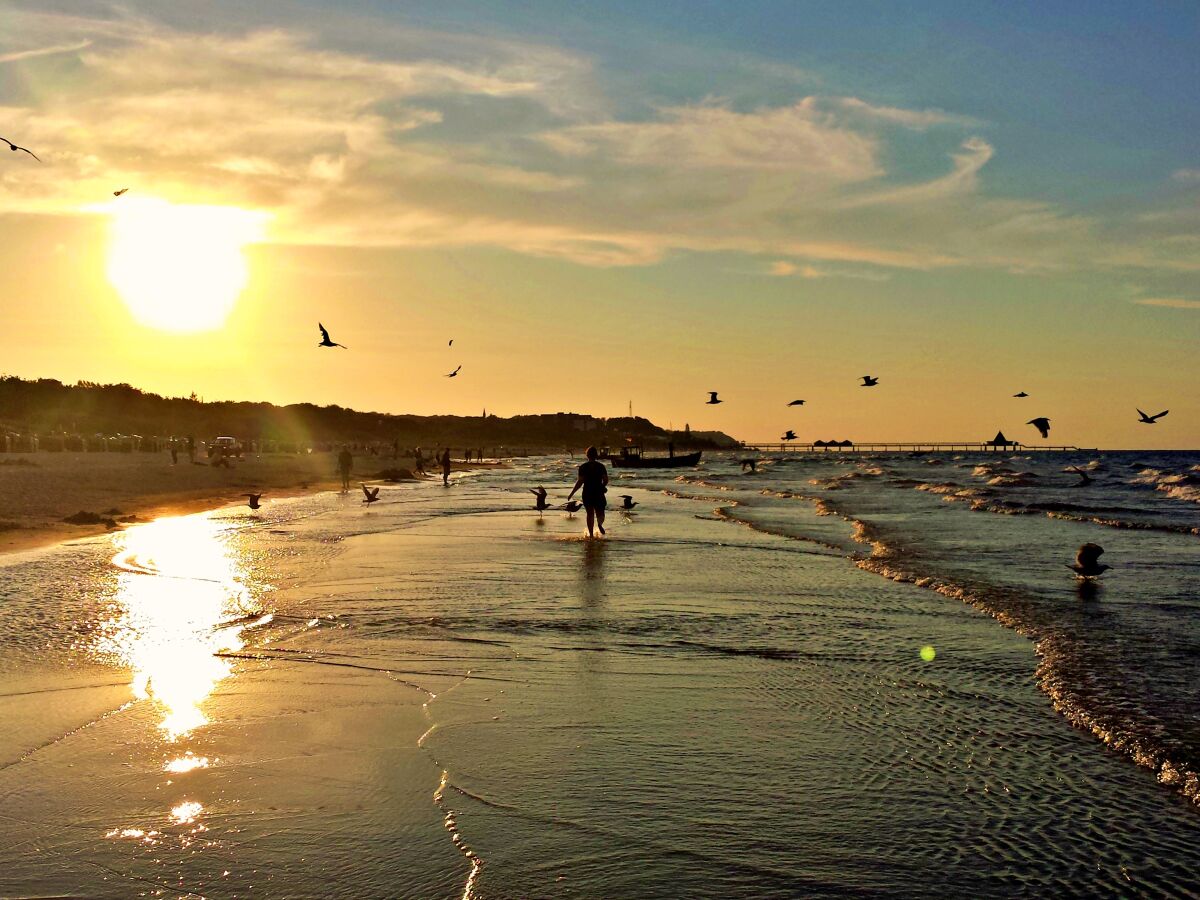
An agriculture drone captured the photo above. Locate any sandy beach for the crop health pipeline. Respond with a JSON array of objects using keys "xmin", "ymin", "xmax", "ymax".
[{"xmin": 0, "ymin": 450, "xmax": 435, "ymax": 553}]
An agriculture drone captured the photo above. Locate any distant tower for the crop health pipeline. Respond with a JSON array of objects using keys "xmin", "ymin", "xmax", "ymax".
[
  {"xmin": 482, "ymin": 407, "xmax": 486, "ymax": 418},
  {"xmin": 685, "ymin": 423, "xmax": 690, "ymax": 434},
  {"xmin": 629, "ymin": 400, "xmax": 633, "ymax": 418}
]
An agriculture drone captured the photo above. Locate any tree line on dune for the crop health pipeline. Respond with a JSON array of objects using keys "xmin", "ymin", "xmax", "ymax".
[{"xmin": 0, "ymin": 376, "xmax": 736, "ymax": 451}]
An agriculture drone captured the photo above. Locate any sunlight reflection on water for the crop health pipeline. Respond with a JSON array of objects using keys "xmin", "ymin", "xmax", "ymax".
[{"xmin": 94, "ymin": 514, "xmax": 260, "ymax": 739}]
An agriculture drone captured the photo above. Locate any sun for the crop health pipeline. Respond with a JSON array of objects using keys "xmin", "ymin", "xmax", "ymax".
[{"xmin": 106, "ymin": 198, "xmax": 267, "ymax": 332}]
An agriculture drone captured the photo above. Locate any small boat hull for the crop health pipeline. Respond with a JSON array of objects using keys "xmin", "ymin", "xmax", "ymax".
[{"xmin": 608, "ymin": 451, "xmax": 702, "ymax": 468}]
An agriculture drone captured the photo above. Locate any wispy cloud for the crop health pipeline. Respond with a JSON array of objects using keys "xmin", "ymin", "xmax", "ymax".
[
  {"xmin": 1171, "ymin": 168, "xmax": 1200, "ymax": 182},
  {"xmin": 833, "ymin": 96, "xmax": 981, "ymax": 129},
  {"xmin": 1134, "ymin": 297, "xmax": 1200, "ymax": 309},
  {"xmin": 0, "ymin": 39, "xmax": 91, "ymax": 64}
]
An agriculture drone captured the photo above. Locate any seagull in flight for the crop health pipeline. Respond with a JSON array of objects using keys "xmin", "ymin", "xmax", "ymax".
[
  {"xmin": 861, "ymin": 375, "xmax": 879, "ymax": 387},
  {"xmin": 1027, "ymin": 417, "xmax": 1051, "ymax": 439},
  {"xmin": 448, "ymin": 339, "xmax": 454, "ymax": 346},
  {"xmin": 1136, "ymin": 408, "xmax": 1168, "ymax": 424},
  {"xmin": 1068, "ymin": 543, "xmax": 1109, "ymax": 578},
  {"xmin": 1, "ymin": 137, "xmax": 39, "ymax": 161},
  {"xmin": 619, "ymin": 495, "xmax": 638, "ymax": 510},
  {"xmin": 244, "ymin": 493, "xmax": 264, "ymax": 510},
  {"xmin": 787, "ymin": 400, "xmax": 805, "ymax": 406},
  {"xmin": 531, "ymin": 486, "xmax": 550, "ymax": 511},
  {"xmin": 113, "ymin": 188, "xmax": 128, "ymax": 197},
  {"xmin": 1013, "ymin": 391, "xmax": 1029, "ymax": 398},
  {"xmin": 782, "ymin": 430, "xmax": 798, "ymax": 441},
  {"xmin": 563, "ymin": 500, "xmax": 582, "ymax": 515},
  {"xmin": 361, "ymin": 484, "xmax": 380, "ymax": 504},
  {"xmin": 318, "ymin": 323, "xmax": 347, "ymax": 348},
  {"xmin": 446, "ymin": 365, "xmax": 462, "ymax": 378},
  {"xmin": 706, "ymin": 391, "xmax": 722, "ymax": 404},
  {"xmin": 1067, "ymin": 465, "xmax": 1092, "ymax": 486}
]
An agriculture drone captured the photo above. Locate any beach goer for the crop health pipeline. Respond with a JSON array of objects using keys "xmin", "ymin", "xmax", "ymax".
[
  {"xmin": 186, "ymin": 435, "xmax": 195, "ymax": 463},
  {"xmin": 465, "ymin": 449, "xmax": 472, "ymax": 463},
  {"xmin": 337, "ymin": 446, "xmax": 353, "ymax": 490},
  {"xmin": 441, "ymin": 448, "xmax": 451, "ymax": 486},
  {"xmin": 414, "ymin": 447, "xmax": 426, "ymax": 475},
  {"xmin": 170, "ymin": 440, "xmax": 178, "ymax": 466},
  {"xmin": 568, "ymin": 446, "xmax": 609, "ymax": 537}
]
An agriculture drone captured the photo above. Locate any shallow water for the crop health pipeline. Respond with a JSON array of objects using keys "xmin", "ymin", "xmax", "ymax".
[{"xmin": 0, "ymin": 454, "xmax": 1198, "ymax": 897}]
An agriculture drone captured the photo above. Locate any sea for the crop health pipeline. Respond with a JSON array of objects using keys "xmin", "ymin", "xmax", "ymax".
[{"xmin": 1, "ymin": 450, "xmax": 1198, "ymax": 898}]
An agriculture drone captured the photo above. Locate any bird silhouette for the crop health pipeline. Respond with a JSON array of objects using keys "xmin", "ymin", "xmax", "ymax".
[
  {"xmin": 861, "ymin": 376, "xmax": 879, "ymax": 387},
  {"xmin": 787, "ymin": 400, "xmax": 805, "ymax": 406},
  {"xmin": 1013, "ymin": 391, "xmax": 1029, "ymax": 398},
  {"xmin": 706, "ymin": 391, "xmax": 722, "ymax": 404},
  {"xmin": 1068, "ymin": 543, "xmax": 1109, "ymax": 578},
  {"xmin": 318, "ymin": 323, "xmax": 347, "ymax": 348},
  {"xmin": 619, "ymin": 495, "xmax": 637, "ymax": 510},
  {"xmin": 113, "ymin": 188, "xmax": 128, "ymax": 197},
  {"xmin": 1137, "ymin": 408, "xmax": 1168, "ymax": 424},
  {"xmin": 782, "ymin": 430, "xmax": 798, "ymax": 441},
  {"xmin": 1067, "ymin": 465, "xmax": 1092, "ymax": 486},
  {"xmin": 361, "ymin": 484, "xmax": 380, "ymax": 504},
  {"xmin": 244, "ymin": 493, "xmax": 264, "ymax": 510},
  {"xmin": 1027, "ymin": 417, "xmax": 1051, "ymax": 439},
  {"xmin": 1, "ymin": 137, "xmax": 39, "ymax": 161},
  {"xmin": 446, "ymin": 365, "xmax": 462, "ymax": 378},
  {"xmin": 531, "ymin": 487, "xmax": 550, "ymax": 511},
  {"xmin": 563, "ymin": 500, "xmax": 582, "ymax": 515},
  {"xmin": 448, "ymin": 339, "xmax": 454, "ymax": 346}
]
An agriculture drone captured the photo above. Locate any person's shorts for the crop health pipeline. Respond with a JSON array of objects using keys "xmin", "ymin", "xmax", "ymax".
[{"xmin": 582, "ymin": 490, "xmax": 606, "ymax": 510}]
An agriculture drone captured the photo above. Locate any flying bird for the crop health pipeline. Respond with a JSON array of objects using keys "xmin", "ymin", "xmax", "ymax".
[
  {"xmin": 361, "ymin": 484, "xmax": 380, "ymax": 504},
  {"xmin": 788, "ymin": 400, "xmax": 805, "ymax": 406},
  {"xmin": 1137, "ymin": 408, "xmax": 1168, "ymax": 424},
  {"xmin": 113, "ymin": 188, "xmax": 128, "ymax": 197},
  {"xmin": 861, "ymin": 376, "xmax": 879, "ymax": 387},
  {"xmin": 1068, "ymin": 543, "xmax": 1109, "ymax": 578},
  {"xmin": 706, "ymin": 391, "xmax": 722, "ymax": 404},
  {"xmin": 448, "ymin": 339, "xmax": 453, "ymax": 346},
  {"xmin": 1027, "ymin": 417, "xmax": 1051, "ymax": 439},
  {"xmin": 1, "ymin": 137, "xmax": 39, "ymax": 161},
  {"xmin": 318, "ymin": 323, "xmax": 347, "ymax": 348},
  {"xmin": 1067, "ymin": 465, "xmax": 1092, "ymax": 486},
  {"xmin": 446, "ymin": 365, "xmax": 462, "ymax": 378},
  {"xmin": 619, "ymin": 495, "xmax": 637, "ymax": 510},
  {"xmin": 1013, "ymin": 391, "xmax": 1029, "ymax": 398},
  {"xmin": 531, "ymin": 486, "xmax": 550, "ymax": 511},
  {"xmin": 244, "ymin": 493, "xmax": 264, "ymax": 510},
  {"xmin": 563, "ymin": 500, "xmax": 582, "ymax": 515},
  {"xmin": 782, "ymin": 430, "xmax": 798, "ymax": 442}
]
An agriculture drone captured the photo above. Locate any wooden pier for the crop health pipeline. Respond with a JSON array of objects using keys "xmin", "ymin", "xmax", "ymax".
[{"xmin": 740, "ymin": 441, "xmax": 1094, "ymax": 454}]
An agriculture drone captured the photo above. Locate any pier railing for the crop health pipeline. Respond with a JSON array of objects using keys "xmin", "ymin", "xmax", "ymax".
[{"xmin": 739, "ymin": 442, "xmax": 1093, "ymax": 454}]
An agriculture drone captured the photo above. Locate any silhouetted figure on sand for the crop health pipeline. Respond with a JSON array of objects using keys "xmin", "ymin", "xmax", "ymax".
[
  {"xmin": 186, "ymin": 435, "xmax": 196, "ymax": 464},
  {"xmin": 170, "ymin": 440, "xmax": 178, "ymax": 465},
  {"xmin": 337, "ymin": 447, "xmax": 353, "ymax": 490},
  {"xmin": 568, "ymin": 446, "xmax": 609, "ymax": 537},
  {"xmin": 441, "ymin": 448, "xmax": 451, "ymax": 485},
  {"xmin": 414, "ymin": 447, "xmax": 427, "ymax": 475}
]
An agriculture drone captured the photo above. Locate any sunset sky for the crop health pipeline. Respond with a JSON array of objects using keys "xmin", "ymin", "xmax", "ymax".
[{"xmin": 1, "ymin": 1, "xmax": 1197, "ymax": 447}]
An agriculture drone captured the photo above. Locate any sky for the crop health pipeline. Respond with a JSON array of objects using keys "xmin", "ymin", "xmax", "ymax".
[{"xmin": 0, "ymin": 0, "xmax": 1197, "ymax": 447}]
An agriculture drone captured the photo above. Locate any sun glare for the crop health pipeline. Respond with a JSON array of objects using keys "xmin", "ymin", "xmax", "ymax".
[{"xmin": 106, "ymin": 198, "xmax": 267, "ymax": 332}]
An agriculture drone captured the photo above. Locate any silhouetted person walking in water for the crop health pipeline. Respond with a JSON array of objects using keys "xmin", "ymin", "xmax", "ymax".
[
  {"xmin": 337, "ymin": 446, "xmax": 353, "ymax": 491},
  {"xmin": 441, "ymin": 448, "xmax": 451, "ymax": 485},
  {"xmin": 568, "ymin": 446, "xmax": 609, "ymax": 537},
  {"xmin": 186, "ymin": 435, "xmax": 196, "ymax": 464}
]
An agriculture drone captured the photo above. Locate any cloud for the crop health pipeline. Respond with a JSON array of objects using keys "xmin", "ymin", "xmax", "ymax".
[
  {"xmin": 1134, "ymin": 297, "xmax": 1200, "ymax": 309},
  {"xmin": 1172, "ymin": 168, "xmax": 1200, "ymax": 182},
  {"xmin": 0, "ymin": 7, "xmax": 1193, "ymax": 280},
  {"xmin": 0, "ymin": 39, "xmax": 91, "ymax": 64}
]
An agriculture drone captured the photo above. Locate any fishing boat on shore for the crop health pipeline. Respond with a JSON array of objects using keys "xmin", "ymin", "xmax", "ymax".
[{"xmin": 601, "ymin": 444, "xmax": 702, "ymax": 468}]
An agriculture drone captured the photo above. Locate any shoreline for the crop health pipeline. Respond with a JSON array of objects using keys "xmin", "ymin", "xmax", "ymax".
[{"xmin": 0, "ymin": 452, "xmax": 508, "ymax": 556}]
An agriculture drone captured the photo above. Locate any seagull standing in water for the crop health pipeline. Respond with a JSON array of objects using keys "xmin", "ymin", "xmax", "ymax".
[
  {"xmin": 563, "ymin": 500, "xmax": 582, "ymax": 516},
  {"xmin": 531, "ymin": 487, "xmax": 550, "ymax": 512},
  {"xmin": 706, "ymin": 391, "xmax": 723, "ymax": 404},
  {"xmin": 1068, "ymin": 543, "xmax": 1109, "ymax": 578},
  {"xmin": 244, "ymin": 493, "xmax": 264, "ymax": 510},
  {"xmin": 619, "ymin": 495, "xmax": 637, "ymax": 510},
  {"xmin": 318, "ymin": 323, "xmax": 347, "ymax": 348},
  {"xmin": 1027, "ymin": 417, "xmax": 1051, "ymax": 439},
  {"xmin": 1137, "ymin": 408, "xmax": 1169, "ymax": 424},
  {"xmin": 1, "ymin": 137, "xmax": 39, "ymax": 161},
  {"xmin": 861, "ymin": 376, "xmax": 879, "ymax": 387},
  {"xmin": 361, "ymin": 484, "xmax": 380, "ymax": 504}
]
